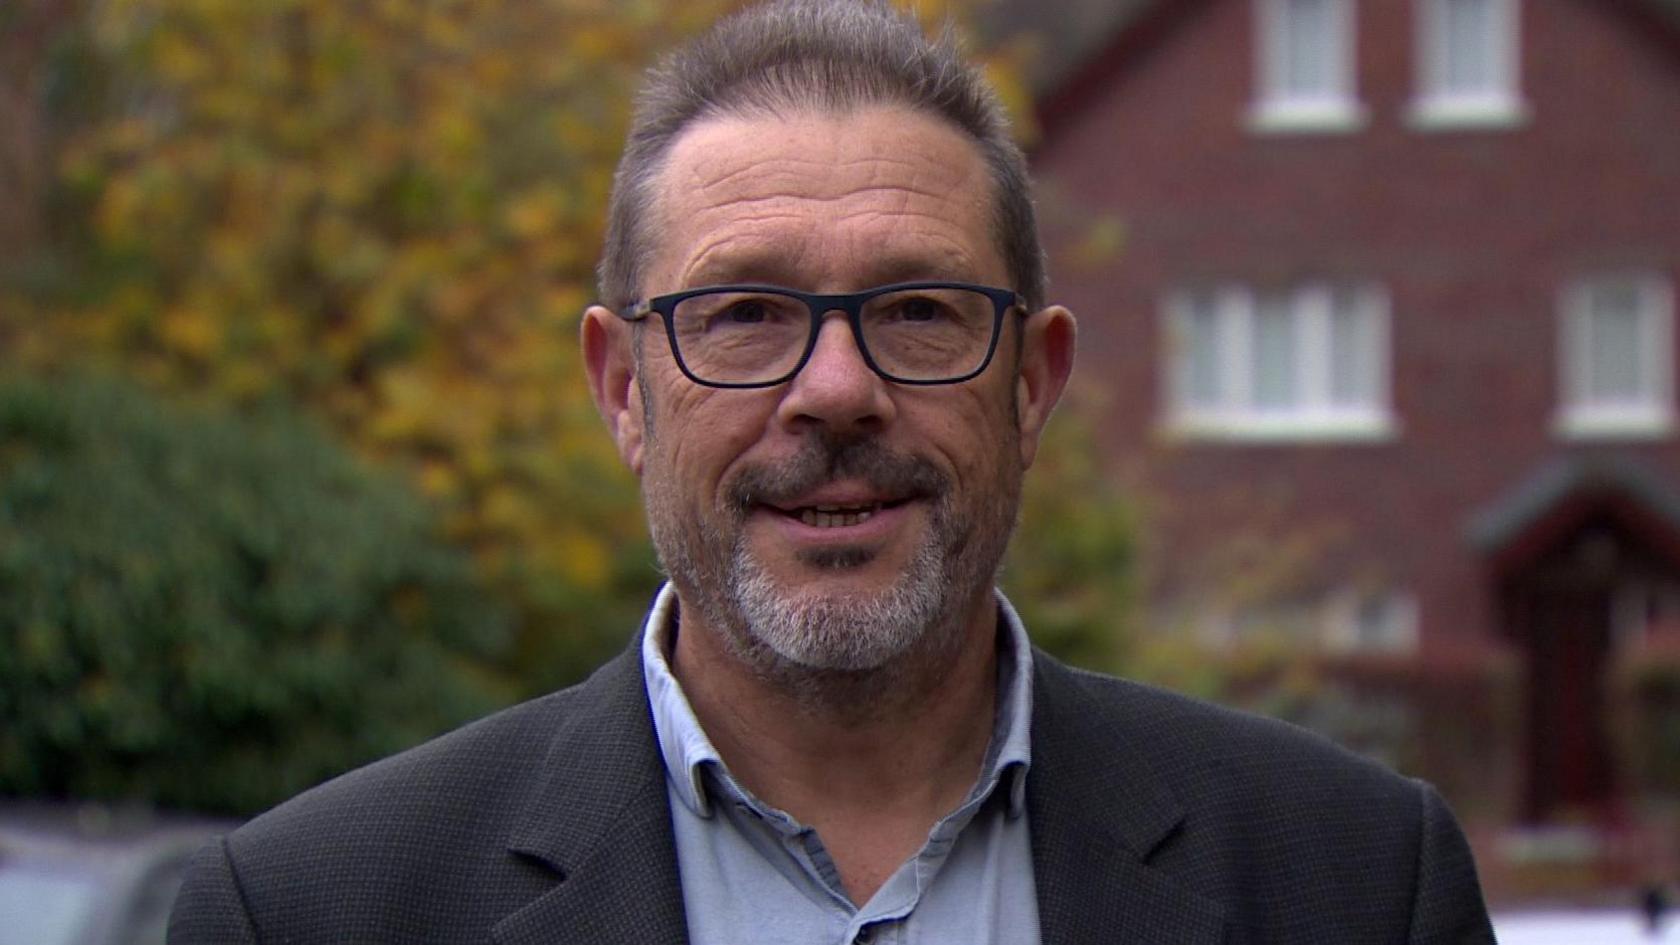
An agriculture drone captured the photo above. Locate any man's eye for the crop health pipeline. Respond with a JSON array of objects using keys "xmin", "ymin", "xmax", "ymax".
[
  {"xmin": 895, "ymin": 297, "xmax": 947, "ymax": 322},
  {"xmin": 724, "ymin": 300, "xmax": 770, "ymax": 324}
]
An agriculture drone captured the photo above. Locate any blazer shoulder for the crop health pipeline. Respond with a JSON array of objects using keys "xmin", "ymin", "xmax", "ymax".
[
  {"xmin": 218, "ymin": 646, "xmax": 649, "ymax": 874},
  {"xmin": 1036, "ymin": 652, "xmax": 1424, "ymax": 813},
  {"xmin": 243, "ymin": 668, "xmax": 602, "ymax": 833},
  {"xmin": 173, "ymin": 648, "xmax": 661, "ymax": 942},
  {"xmin": 1031, "ymin": 653, "xmax": 1495, "ymax": 942}
]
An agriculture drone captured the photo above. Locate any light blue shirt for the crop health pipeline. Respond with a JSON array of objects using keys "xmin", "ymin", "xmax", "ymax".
[{"xmin": 641, "ymin": 584, "xmax": 1041, "ymax": 945}]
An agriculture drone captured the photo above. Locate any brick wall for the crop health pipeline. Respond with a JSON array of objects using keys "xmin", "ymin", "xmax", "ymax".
[{"xmin": 1032, "ymin": 0, "xmax": 1680, "ymax": 661}]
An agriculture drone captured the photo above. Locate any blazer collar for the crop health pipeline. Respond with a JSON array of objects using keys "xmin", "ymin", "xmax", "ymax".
[
  {"xmin": 1028, "ymin": 653, "xmax": 1232, "ymax": 945},
  {"xmin": 487, "ymin": 634, "xmax": 1231, "ymax": 945},
  {"xmin": 492, "ymin": 641, "xmax": 691, "ymax": 945}
]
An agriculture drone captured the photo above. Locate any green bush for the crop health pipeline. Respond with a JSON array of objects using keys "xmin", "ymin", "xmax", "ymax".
[
  {"xmin": 1003, "ymin": 406, "xmax": 1138, "ymax": 672},
  {"xmin": 0, "ymin": 375, "xmax": 511, "ymax": 814}
]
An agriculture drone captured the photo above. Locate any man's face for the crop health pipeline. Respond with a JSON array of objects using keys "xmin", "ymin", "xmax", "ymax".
[{"xmin": 590, "ymin": 106, "xmax": 1068, "ymax": 681}]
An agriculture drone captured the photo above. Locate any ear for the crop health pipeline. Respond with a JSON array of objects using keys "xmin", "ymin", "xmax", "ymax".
[
  {"xmin": 1014, "ymin": 305, "xmax": 1077, "ymax": 469},
  {"xmin": 582, "ymin": 305, "xmax": 646, "ymax": 476}
]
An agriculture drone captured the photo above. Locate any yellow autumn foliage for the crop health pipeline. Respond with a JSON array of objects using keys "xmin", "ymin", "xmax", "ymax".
[
  {"xmin": 5, "ymin": 0, "xmax": 1064, "ymax": 694},
  {"xmin": 7, "ymin": 0, "xmax": 748, "ymax": 689}
]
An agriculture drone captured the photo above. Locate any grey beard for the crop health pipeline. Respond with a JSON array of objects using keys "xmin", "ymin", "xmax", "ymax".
[
  {"xmin": 662, "ymin": 503, "xmax": 978, "ymax": 719},
  {"xmin": 645, "ymin": 432, "xmax": 1018, "ymax": 716},
  {"xmin": 731, "ymin": 536, "xmax": 945, "ymax": 671}
]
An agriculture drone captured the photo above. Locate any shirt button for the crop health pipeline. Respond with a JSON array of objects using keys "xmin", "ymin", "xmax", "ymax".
[{"xmin": 854, "ymin": 928, "xmax": 875, "ymax": 945}]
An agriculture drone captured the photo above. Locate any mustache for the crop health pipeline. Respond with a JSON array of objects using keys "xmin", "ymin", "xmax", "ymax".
[{"xmin": 725, "ymin": 433, "xmax": 948, "ymax": 512}]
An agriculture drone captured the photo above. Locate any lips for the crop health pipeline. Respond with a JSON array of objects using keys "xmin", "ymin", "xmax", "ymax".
[
  {"xmin": 728, "ymin": 437, "xmax": 947, "ymax": 534},
  {"xmin": 790, "ymin": 500, "xmax": 911, "ymax": 528},
  {"xmin": 767, "ymin": 495, "xmax": 912, "ymax": 529}
]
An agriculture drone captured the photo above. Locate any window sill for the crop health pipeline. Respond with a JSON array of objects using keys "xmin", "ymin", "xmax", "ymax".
[
  {"xmin": 1405, "ymin": 95, "xmax": 1530, "ymax": 131},
  {"xmin": 1162, "ymin": 411, "xmax": 1399, "ymax": 443},
  {"xmin": 1321, "ymin": 633, "xmax": 1419, "ymax": 657},
  {"xmin": 1554, "ymin": 407, "xmax": 1675, "ymax": 441},
  {"xmin": 1246, "ymin": 99, "xmax": 1369, "ymax": 135}
]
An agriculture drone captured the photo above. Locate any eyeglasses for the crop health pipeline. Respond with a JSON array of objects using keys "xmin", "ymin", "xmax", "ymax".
[{"xmin": 620, "ymin": 282, "xmax": 1025, "ymax": 389}]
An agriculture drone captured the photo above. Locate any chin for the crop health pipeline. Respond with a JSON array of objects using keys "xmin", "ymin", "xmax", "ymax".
[{"xmin": 732, "ymin": 560, "xmax": 949, "ymax": 673}]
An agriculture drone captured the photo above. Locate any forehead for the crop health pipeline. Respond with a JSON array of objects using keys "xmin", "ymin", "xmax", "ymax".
[{"xmin": 648, "ymin": 106, "xmax": 1002, "ymax": 291}]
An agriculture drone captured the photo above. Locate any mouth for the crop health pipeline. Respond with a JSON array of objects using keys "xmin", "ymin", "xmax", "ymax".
[
  {"xmin": 782, "ymin": 500, "xmax": 909, "ymax": 529},
  {"xmin": 757, "ymin": 488, "xmax": 921, "ymax": 530},
  {"xmin": 729, "ymin": 440, "xmax": 946, "ymax": 542}
]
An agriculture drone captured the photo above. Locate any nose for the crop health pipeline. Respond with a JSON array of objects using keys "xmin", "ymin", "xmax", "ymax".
[{"xmin": 775, "ymin": 312, "xmax": 896, "ymax": 434}]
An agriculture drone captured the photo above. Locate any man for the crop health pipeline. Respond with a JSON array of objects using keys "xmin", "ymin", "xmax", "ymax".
[{"xmin": 168, "ymin": 2, "xmax": 1496, "ymax": 942}]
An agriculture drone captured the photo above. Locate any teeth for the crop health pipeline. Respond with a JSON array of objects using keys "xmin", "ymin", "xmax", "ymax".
[{"xmin": 798, "ymin": 504, "xmax": 879, "ymax": 528}]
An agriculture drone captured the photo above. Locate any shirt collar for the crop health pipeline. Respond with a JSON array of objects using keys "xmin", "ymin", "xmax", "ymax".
[
  {"xmin": 641, "ymin": 584, "xmax": 722, "ymax": 816},
  {"xmin": 991, "ymin": 593, "xmax": 1035, "ymax": 818},
  {"xmin": 641, "ymin": 583, "xmax": 1035, "ymax": 820}
]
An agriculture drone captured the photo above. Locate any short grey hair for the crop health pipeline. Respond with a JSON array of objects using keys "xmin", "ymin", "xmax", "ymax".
[{"xmin": 596, "ymin": 0, "xmax": 1046, "ymax": 315}]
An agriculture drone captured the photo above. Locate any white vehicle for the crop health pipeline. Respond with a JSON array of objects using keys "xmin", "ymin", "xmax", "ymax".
[{"xmin": 0, "ymin": 803, "xmax": 233, "ymax": 945}]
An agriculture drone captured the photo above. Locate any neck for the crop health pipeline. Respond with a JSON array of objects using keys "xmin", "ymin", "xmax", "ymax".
[
  {"xmin": 669, "ymin": 588, "xmax": 1001, "ymax": 822},
  {"xmin": 669, "ymin": 587, "xmax": 1006, "ymax": 905}
]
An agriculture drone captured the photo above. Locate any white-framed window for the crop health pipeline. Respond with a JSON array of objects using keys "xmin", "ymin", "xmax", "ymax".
[
  {"xmin": 1556, "ymin": 274, "xmax": 1675, "ymax": 439},
  {"xmin": 1164, "ymin": 282, "xmax": 1395, "ymax": 440},
  {"xmin": 1249, "ymin": 0, "xmax": 1366, "ymax": 133},
  {"xmin": 1323, "ymin": 588, "xmax": 1420, "ymax": 655},
  {"xmin": 1409, "ymin": 0, "xmax": 1527, "ymax": 128},
  {"xmin": 1187, "ymin": 586, "xmax": 1419, "ymax": 655}
]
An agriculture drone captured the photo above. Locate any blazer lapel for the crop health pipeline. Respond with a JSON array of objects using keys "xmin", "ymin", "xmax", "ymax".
[
  {"xmin": 486, "ymin": 637, "xmax": 1233, "ymax": 944},
  {"xmin": 492, "ymin": 645, "xmax": 691, "ymax": 945},
  {"xmin": 1029, "ymin": 655, "xmax": 1231, "ymax": 945}
]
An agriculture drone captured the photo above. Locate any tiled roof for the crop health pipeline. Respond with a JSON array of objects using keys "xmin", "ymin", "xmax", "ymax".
[{"xmin": 1466, "ymin": 456, "xmax": 1680, "ymax": 554}]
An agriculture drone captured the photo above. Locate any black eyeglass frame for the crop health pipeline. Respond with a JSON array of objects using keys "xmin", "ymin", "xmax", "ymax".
[{"xmin": 620, "ymin": 281, "xmax": 1027, "ymax": 389}]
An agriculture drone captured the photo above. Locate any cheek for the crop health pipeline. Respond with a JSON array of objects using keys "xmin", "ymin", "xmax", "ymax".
[
  {"xmin": 941, "ymin": 410, "xmax": 1024, "ymax": 517},
  {"xmin": 903, "ymin": 392, "xmax": 1018, "ymax": 488},
  {"xmin": 645, "ymin": 380, "xmax": 777, "ymax": 502}
]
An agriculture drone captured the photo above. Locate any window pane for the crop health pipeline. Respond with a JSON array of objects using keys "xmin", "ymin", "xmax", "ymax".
[
  {"xmin": 1441, "ymin": 0, "xmax": 1497, "ymax": 94},
  {"xmin": 1586, "ymin": 284, "xmax": 1645, "ymax": 403},
  {"xmin": 1354, "ymin": 591, "xmax": 1419, "ymax": 653},
  {"xmin": 1328, "ymin": 288, "xmax": 1375, "ymax": 407},
  {"xmin": 1181, "ymin": 294, "xmax": 1223, "ymax": 409},
  {"xmin": 1253, "ymin": 294, "xmax": 1297, "ymax": 409},
  {"xmin": 1283, "ymin": 0, "xmax": 1337, "ymax": 97}
]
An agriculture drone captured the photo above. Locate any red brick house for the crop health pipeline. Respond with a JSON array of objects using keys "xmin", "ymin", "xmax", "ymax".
[{"xmin": 1026, "ymin": 0, "xmax": 1680, "ymax": 842}]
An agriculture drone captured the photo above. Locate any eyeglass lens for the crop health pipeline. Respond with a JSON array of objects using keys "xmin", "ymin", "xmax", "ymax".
[{"xmin": 669, "ymin": 287, "xmax": 998, "ymax": 385}]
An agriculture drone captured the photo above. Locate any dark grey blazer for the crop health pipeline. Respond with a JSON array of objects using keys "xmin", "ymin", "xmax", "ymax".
[{"xmin": 167, "ymin": 643, "xmax": 1495, "ymax": 944}]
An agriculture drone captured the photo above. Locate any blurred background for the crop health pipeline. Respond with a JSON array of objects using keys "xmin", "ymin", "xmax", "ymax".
[{"xmin": 1, "ymin": 0, "xmax": 1676, "ymax": 941}]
